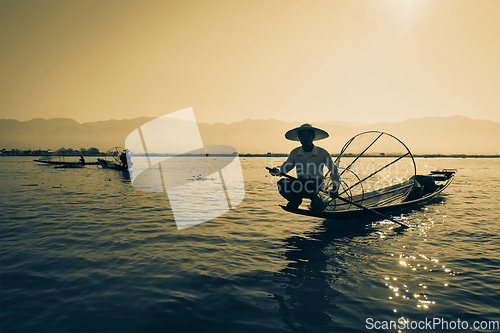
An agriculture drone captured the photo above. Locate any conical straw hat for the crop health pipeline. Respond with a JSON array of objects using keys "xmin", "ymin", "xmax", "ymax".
[{"xmin": 285, "ymin": 123, "xmax": 329, "ymax": 141}]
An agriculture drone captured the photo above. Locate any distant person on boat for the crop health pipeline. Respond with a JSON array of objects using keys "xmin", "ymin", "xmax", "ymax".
[
  {"xmin": 268, "ymin": 123, "xmax": 340, "ymax": 211},
  {"xmin": 120, "ymin": 150, "xmax": 128, "ymax": 168},
  {"xmin": 79, "ymin": 155, "xmax": 85, "ymax": 164}
]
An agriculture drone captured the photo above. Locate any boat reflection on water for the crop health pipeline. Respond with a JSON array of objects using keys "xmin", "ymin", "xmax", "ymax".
[{"xmin": 271, "ymin": 224, "xmax": 374, "ymax": 331}]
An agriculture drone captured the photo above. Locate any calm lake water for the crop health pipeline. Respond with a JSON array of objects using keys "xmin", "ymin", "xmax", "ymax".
[{"xmin": 1, "ymin": 157, "xmax": 498, "ymax": 332}]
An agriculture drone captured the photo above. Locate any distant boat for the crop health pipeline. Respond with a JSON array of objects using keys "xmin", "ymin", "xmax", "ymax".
[
  {"xmin": 34, "ymin": 159, "xmax": 98, "ymax": 166},
  {"xmin": 96, "ymin": 147, "xmax": 128, "ymax": 171},
  {"xmin": 53, "ymin": 163, "xmax": 86, "ymax": 169},
  {"xmin": 97, "ymin": 158, "xmax": 127, "ymax": 170}
]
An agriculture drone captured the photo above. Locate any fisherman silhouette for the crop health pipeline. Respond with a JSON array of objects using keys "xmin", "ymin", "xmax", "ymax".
[{"xmin": 269, "ymin": 124, "xmax": 339, "ymax": 211}]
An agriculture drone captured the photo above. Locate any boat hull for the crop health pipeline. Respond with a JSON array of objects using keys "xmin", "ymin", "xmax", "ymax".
[
  {"xmin": 34, "ymin": 159, "xmax": 98, "ymax": 165},
  {"xmin": 54, "ymin": 164, "xmax": 85, "ymax": 169}
]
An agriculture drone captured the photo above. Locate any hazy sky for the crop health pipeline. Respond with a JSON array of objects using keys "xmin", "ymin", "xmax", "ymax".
[{"xmin": 1, "ymin": 0, "xmax": 499, "ymax": 124}]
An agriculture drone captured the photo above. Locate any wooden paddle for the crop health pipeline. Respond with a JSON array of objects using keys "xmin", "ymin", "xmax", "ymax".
[{"xmin": 266, "ymin": 167, "xmax": 409, "ymax": 229}]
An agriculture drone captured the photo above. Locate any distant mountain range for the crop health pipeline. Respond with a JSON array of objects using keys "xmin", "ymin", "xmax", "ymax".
[{"xmin": 1, "ymin": 115, "xmax": 499, "ymax": 154}]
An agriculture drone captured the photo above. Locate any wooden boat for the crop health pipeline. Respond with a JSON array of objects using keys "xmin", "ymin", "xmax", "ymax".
[
  {"xmin": 53, "ymin": 163, "xmax": 85, "ymax": 169},
  {"xmin": 96, "ymin": 147, "xmax": 129, "ymax": 171},
  {"xmin": 97, "ymin": 158, "xmax": 127, "ymax": 170},
  {"xmin": 34, "ymin": 159, "xmax": 98, "ymax": 165},
  {"xmin": 280, "ymin": 169, "xmax": 457, "ymax": 220}
]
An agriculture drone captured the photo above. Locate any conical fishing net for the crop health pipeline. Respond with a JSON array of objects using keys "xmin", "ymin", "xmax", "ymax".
[{"xmin": 324, "ymin": 131, "xmax": 416, "ymax": 212}]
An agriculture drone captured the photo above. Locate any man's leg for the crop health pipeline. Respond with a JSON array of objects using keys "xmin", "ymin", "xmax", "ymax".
[
  {"xmin": 277, "ymin": 178, "xmax": 303, "ymax": 209},
  {"xmin": 309, "ymin": 195, "xmax": 327, "ymax": 211},
  {"xmin": 304, "ymin": 179, "xmax": 327, "ymax": 211}
]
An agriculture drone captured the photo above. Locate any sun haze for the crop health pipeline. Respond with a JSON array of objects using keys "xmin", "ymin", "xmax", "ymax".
[{"xmin": 1, "ymin": 0, "xmax": 499, "ymax": 124}]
